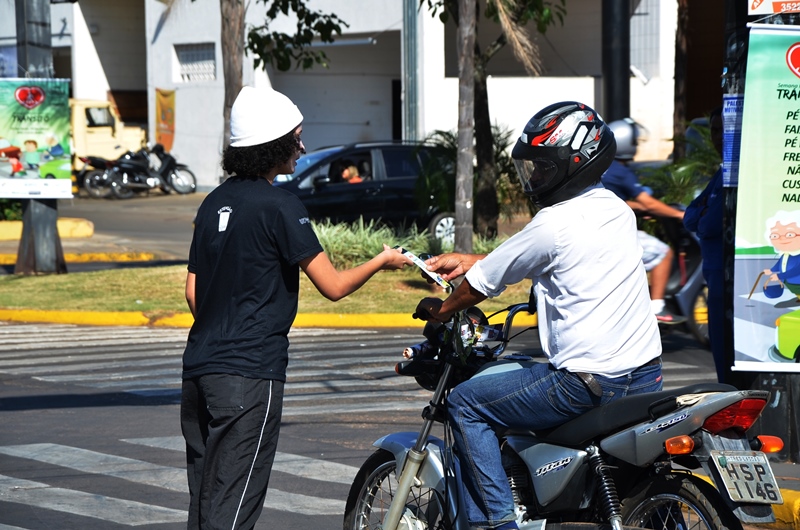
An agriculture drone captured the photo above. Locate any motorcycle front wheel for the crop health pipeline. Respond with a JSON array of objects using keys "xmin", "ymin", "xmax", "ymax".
[
  {"xmin": 110, "ymin": 174, "xmax": 136, "ymax": 200},
  {"xmin": 83, "ymin": 169, "xmax": 112, "ymax": 199},
  {"xmin": 343, "ymin": 448, "xmax": 445, "ymax": 530},
  {"xmin": 621, "ymin": 473, "xmax": 742, "ymax": 530},
  {"xmin": 169, "ymin": 168, "xmax": 196, "ymax": 194}
]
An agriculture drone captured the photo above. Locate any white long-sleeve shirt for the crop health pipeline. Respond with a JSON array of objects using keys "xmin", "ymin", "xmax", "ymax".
[{"xmin": 466, "ymin": 184, "xmax": 661, "ymax": 378}]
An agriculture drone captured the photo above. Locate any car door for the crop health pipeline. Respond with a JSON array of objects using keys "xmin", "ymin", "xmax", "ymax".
[
  {"xmin": 376, "ymin": 146, "xmax": 424, "ymax": 225},
  {"xmin": 297, "ymin": 149, "xmax": 385, "ymax": 224}
]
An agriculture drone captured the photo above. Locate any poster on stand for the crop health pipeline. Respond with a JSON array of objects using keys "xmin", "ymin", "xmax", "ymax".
[
  {"xmin": 734, "ymin": 24, "xmax": 800, "ymax": 372},
  {"xmin": 0, "ymin": 78, "xmax": 72, "ymax": 199}
]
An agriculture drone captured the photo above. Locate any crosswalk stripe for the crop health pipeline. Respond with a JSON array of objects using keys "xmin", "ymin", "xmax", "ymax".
[
  {"xmin": 0, "ymin": 474, "xmax": 187, "ymax": 525},
  {"xmin": 0, "ymin": 443, "xmax": 348, "ymax": 517}
]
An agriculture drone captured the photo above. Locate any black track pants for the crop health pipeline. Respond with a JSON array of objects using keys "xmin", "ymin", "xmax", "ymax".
[{"xmin": 181, "ymin": 374, "xmax": 284, "ymax": 530}]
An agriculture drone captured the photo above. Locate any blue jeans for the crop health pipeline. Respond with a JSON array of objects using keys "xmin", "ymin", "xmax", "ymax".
[{"xmin": 447, "ymin": 360, "xmax": 663, "ymax": 528}]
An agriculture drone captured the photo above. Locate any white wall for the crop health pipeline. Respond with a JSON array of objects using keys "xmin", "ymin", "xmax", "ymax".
[{"xmin": 146, "ymin": 0, "xmax": 225, "ymax": 190}]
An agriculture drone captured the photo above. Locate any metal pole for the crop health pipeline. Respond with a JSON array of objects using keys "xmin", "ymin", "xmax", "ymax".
[
  {"xmin": 13, "ymin": 0, "xmax": 66, "ymax": 275},
  {"xmin": 402, "ymin": 0, "xmax": 418, "ymax": 141},
  {"xmin": 601, "ymin": 0, "xmax": 630, "ymax": 121}
]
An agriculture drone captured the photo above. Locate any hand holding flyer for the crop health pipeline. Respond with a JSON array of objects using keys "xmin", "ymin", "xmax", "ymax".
[{"xmin": 394, "ymin": 246, "xmax": 452, "ymax": 292}]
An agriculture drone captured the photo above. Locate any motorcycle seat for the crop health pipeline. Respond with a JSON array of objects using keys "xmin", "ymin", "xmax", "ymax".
[{"xmin": 530, "ymin": 383, "xmax": 737, "ymax": 446}]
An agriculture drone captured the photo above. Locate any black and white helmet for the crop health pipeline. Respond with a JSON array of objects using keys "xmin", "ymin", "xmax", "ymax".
[{"xmin": 511, "ymin": 102, "xmax": 616, "ymax": 207}]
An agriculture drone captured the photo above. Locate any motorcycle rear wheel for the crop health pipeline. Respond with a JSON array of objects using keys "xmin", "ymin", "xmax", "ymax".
[
  {"xmin": 169, "ymin": 168, "xmax": 196, "ymax": 194},
  {"xmin": 343, "ymin": 448, "xmax": 446, "ymax": 530},
  {"xmin": 621, "ymin": 473, "xmax": 742, "ymax": 530},
  {"xmin": 686, "ymin": 285, "xmax": 711, "ymax": 349},
  {"xmin": 83, "ymin": 169, "xmax": 112, "ymax": 199}
]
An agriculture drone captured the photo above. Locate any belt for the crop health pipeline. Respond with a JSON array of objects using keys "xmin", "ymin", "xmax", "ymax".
[{"xmin": 575, "ymin": 357, "xmax": 662, "ymax": 398}]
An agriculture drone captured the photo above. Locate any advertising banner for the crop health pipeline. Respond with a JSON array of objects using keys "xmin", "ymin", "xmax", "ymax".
[
  {"xmin": 734, "ymin": 25, "xmax": 800, "ymax": 372},
  {"xmin": 155, "ymin": 88, "xmax": 175, "ymax": 152},
  {"xmin": 749, "ymin": 1, "xmax": 800, "ymax": 15},
  {"xmin": 0, "ymin": 78, "xmax": 72, "ymax": 199}
]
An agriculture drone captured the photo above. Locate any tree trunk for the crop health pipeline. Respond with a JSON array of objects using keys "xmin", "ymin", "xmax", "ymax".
[
  {"xmin": 455, "ymin": 0, "xmax": 476, "ymax": 253},
  {"xmin": 220, "ymin": 0, "xmax": 245, "ymax": 153},
  {"xmin": 474, "ymin": 58, "xmax": 498, "ymax": 239},
  {"xmin": 673, "ymin": 0, "xmax": 689, "ymax": 161}
]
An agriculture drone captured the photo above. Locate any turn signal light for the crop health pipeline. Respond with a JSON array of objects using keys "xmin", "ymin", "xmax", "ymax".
[
  {"xmin": 703, "ymin": 399, "xmax": 767, "ymax": 433},
  {"xmin": 754, "ymin": 435, "xmax": 784, "ymax": 453},
  {"xmin": 664, "ymin": 435, "xmax": 695, "ymax": 455}
]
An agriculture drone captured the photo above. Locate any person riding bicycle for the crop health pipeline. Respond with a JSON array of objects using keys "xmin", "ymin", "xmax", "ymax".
[
  {"xmin": 601, "ymin": 118, "xmax": 687, "ymax": 325},
  {"xmin": 416, "ymin": 102, "xmax": 663, "ymax": 530}
]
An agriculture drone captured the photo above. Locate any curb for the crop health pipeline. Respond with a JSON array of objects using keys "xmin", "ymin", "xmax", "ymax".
[
  {"xmin": 0, "ymin": 309, "xmax": 539, "ymax": 329},
  {"xmin": 0, "ymin": 252, "xmax": 157, "ymax": 266},
  {"xmin": 0, "ymin": 218, "xmax": 94, "ymax": 241},
  {"xmin": 772, "ymin": 488, "xmax": 800, "ymax": 530}
]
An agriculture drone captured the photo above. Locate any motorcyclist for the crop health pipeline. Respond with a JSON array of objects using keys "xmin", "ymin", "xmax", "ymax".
[
  {"xmin": 601, "ymin": 118, "xmax": 687, "ymax": 325},
  {"xmin": 416, "ymin": 102, "xmax": 663, "ymax": 530}
]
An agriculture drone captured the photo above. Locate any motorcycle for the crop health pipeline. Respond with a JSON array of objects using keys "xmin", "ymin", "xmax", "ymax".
[
  {"xmin": 656, "ymin": 212, "xmax": 709, "ymax": 348},
  {"xmin": 109, "ymin": 143, "xmax": 196, "ymax": 199},
  {"xmin": 77, "ymin": 155, "xmax": 115, "ymax": 199},
  {"xmin": 343, "ymin": 302, "xmax": 784, "ymax": 530}
]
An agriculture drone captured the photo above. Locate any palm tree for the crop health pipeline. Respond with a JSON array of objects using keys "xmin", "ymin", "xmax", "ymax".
[{"xmin": 422, "ymin": 0, "xmax": 565, "ymax": 238}]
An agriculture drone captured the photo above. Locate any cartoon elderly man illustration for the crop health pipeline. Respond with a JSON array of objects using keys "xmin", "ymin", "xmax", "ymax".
[{"xmin": 764, "ymin": 210, "xmax": 800, "ymax": 306}]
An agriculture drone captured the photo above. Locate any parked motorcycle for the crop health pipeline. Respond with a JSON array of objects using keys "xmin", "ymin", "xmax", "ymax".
[
  {"xmin": 77, "ymin": 155, "xmax": 115, "ymax": 199},
  {"xmin": 656, "ymin": 212, "xmax": 709, "ymax": 348},
  {"xmin": 109, "ymin": 143, "xmax": 196, "ymax": 199},
  {"xmin": 344, "ymin": 303, "xmax": 783, "ymax": 530}
]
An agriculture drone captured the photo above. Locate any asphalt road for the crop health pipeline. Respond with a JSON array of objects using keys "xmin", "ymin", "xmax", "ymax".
[
  {"xmin": 0, "ymin": 320, "xmax": 717, "ymax": 530},
  {"xmin": 0, "ymin": 193, "xmax": 727, "ymax": 529}
]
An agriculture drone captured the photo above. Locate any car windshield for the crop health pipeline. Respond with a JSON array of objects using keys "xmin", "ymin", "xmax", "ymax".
[{"xmin": 274, "ymin": 146, "xmax": 343, "ymax": 183}]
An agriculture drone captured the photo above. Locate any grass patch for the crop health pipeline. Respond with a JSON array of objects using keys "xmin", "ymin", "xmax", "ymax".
[
  {"xmin": 0, "ymin": 265, "xmax": 531, "ymax": 315},
  {"xmin": 0, "ymin": 219, "xmax": 528, "ymax": 315}
]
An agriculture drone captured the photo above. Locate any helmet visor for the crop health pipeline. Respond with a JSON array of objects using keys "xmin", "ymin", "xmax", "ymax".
[{"xmin": 514, "ymin": 158, "xmax": 559, "ymax": 196}]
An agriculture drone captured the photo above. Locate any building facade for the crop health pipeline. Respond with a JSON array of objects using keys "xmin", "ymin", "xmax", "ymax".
[{"xmin": 2, "ymin": 0, "xmax": 687, "ymax": 191}]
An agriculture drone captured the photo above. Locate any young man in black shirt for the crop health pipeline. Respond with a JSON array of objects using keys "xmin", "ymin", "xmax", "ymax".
[{"xmin": 181, "ymin": 86, "xmax": 410, "ymax": 529}]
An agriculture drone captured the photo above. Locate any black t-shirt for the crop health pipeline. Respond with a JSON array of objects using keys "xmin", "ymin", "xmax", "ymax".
[{"xmin": 182, "ymin": 177, "xmax": 323, "ymax": 381}]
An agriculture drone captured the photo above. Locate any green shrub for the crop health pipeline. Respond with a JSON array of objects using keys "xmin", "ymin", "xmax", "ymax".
[
  {"xmin": 639, "ymin": 119, "xmax": 721, "ymax": 206},
  {"xmin": 0, "ymin": 199, "xmax": 23, "ymax": 221},
  {"xmin": 312, "ymin": 218, "xmax": 509, "ymax": 269}
]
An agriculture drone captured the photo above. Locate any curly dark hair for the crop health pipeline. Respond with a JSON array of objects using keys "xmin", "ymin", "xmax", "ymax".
[{"xmin": 222, "ymin": 128, "xmax": 302, "ymax": 179}]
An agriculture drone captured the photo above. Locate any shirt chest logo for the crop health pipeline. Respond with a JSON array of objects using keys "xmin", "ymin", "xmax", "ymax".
[{"xmin": 218, "ymin": 206, "xmax": 232, "ymax": 232}]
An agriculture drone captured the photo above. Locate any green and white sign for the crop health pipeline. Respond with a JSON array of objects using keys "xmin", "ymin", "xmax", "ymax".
[
  {"xmin": 734, "ymin": 25, "xmax": 800, "ymax": 372},
  {"xmin": 0, "ymin": 78, "xmax": 72, "ymax": 199}
]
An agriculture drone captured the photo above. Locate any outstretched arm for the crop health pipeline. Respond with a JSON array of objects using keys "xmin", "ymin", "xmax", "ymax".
[
  {"xmin": 631, "ymin": 192, "xmax": 684, "ymax": 220},
  {"xmin": 301, "ymin": 245, "xmax": 411, "ymax": 301},
  {"xmin": 415, "ymin": 278, "xmax": 488, "ymax": 323}
]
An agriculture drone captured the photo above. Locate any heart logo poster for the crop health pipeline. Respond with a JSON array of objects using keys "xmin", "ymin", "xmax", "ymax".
[
  {"xmin": 0, "ymin": 78, "xmax": 72, "ymax": 199},
  {"xmin": 733, "ymin": 25, "xmax": 800, "ymax": 373}
]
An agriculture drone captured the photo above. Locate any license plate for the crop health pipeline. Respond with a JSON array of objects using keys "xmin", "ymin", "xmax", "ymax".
[{"xmin": 709, "ymin": 450, "xmax": 784, "ymax": 504}]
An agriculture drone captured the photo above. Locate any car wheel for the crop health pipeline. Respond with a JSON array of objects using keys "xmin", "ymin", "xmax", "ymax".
[{"xmin": 427, "ymin": 212, "xmax": 455, "ymax": 245}]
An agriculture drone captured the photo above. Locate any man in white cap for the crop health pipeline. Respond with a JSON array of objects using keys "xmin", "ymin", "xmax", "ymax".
[{"xmin": 180, "ymin": 86, "xmax": 410, "ymax": 529}]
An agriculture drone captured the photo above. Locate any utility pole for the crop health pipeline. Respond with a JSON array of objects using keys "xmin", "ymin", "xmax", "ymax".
[
  {"xmin": 13, "ymin": 0, "xmax": 66, "ymax": 275},
  {"xmin": 601, "ymin": 0, "xmax": 630, "ymax": 122}
]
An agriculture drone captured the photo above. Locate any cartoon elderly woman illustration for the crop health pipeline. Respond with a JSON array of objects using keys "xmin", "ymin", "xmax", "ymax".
[{"xmin": 764, "ymin": 210, "xmax": 800, "ymax": 306}]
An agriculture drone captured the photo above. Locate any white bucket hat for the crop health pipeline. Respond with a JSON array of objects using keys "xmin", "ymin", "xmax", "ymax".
[{"xmin": 229, "ymin": 86, "xmax": 303, "ymax": 147}]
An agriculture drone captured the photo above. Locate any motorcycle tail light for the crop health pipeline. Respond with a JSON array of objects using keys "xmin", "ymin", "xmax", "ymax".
[
  {"xmin": 79, "ymin": 157, "xmax": 89, "ymax": 163},
  {"xmin": 664, "ymin": 435, "xmax": 694, "ymax": 455},
  {"xmin": 753, "ymin": 435, "xmax": 784, "ymax": 453},
  {"xmin": 703, "ymin": 398, "xmax": 767, "ymax": 433}
]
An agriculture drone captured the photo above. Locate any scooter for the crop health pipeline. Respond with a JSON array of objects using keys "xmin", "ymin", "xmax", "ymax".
[
  {"xmin": 344, "ymin": 303, "xmax": 783, "ymax": 530},
  {"xmin": 108, "ymin": 144, "xmax": 196, "ymax": 199},
  {"xmin": 656, "ymin": 213, "xmax": 709, "ymax": 348}
]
